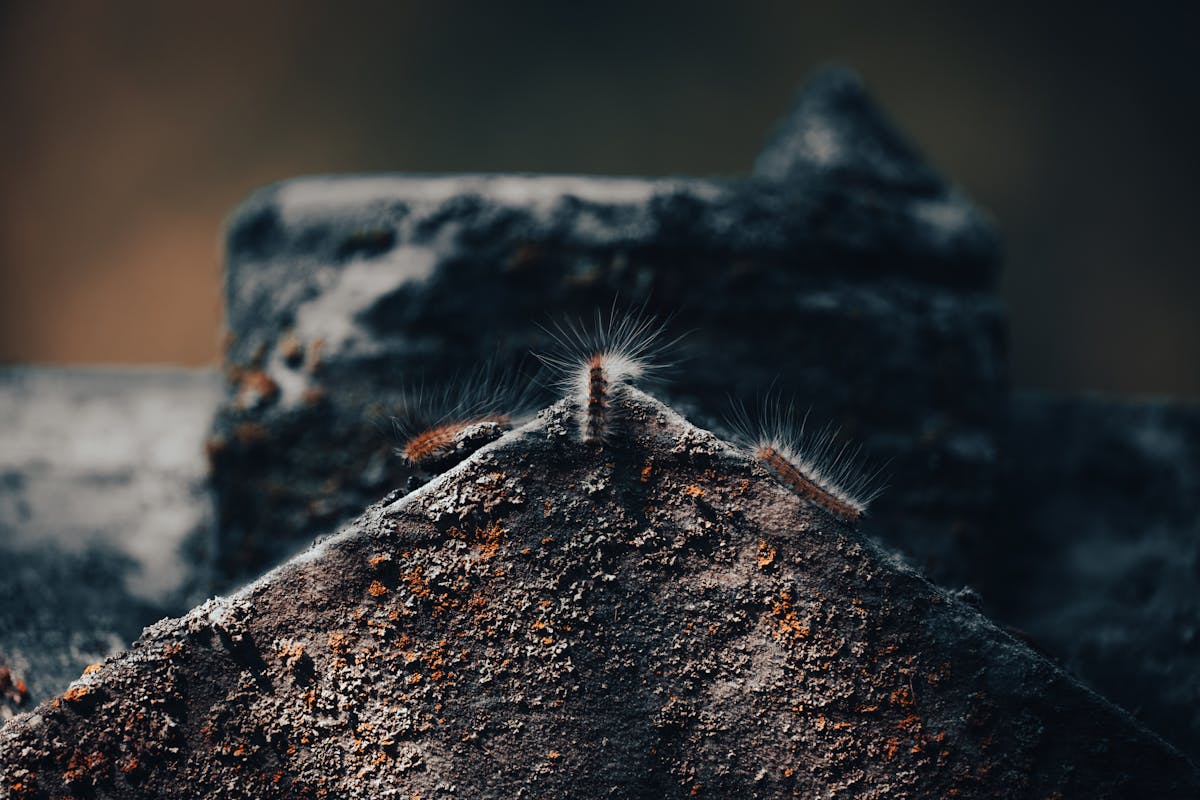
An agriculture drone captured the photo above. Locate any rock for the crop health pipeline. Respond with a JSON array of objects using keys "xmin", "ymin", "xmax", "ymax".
[
  {"xmin": 2, "ymin": 389, "xmax": 1195, "ymax": 798},
  {"xmin": 754, "ymin": 65, "xmax": 945, "ymax": 195},
  {"xmin": 985, "ymin": 392, "xmax": 1200, "ymax": 761},
  {"xmin": 0, "ymin": 367, "xmax": 221, "ymax": 710},
  {"xmin": 214, "ymin": 65, "xmax": 1004, "ymax": 590}
]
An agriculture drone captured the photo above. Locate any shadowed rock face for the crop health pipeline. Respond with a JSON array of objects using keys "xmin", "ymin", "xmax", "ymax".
[
  {"xmin": 3, "ymin": 390, "xmax": 1195, "ymax": 799},
  {"xmin": 993, "ymin": 393, "xmax": 1200, "ymax": 761}
]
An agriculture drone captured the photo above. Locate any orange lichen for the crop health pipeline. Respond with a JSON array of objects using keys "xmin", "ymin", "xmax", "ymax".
[
  {"xmin": 403, "ymin": 569, "xmax": 432, "ymax": 599},
  {"xmin": 771, "ymin": 592, "xmax": 811, "ymax": 639},
  {"xmin": 328, "ymin": 631, "xmax": 352, "ymax": 655},
  {"xmin": 368, "ymin": 580, "xmax": 388, "ymax": 598},
  {"xmin": 305, "ymin": 337, "xmax": 325, "ymax": 373},
  {"xmin": 685, "ymin": 485, "xmax": 705, "ymax": 498},
  {"xmin": 476, "ymin": 522, "xmax": 506, "ymax": 560},
  {"xmin": 756, "ymin": 541, "xmax": 776, "ymax": 569},
  {"xmin": 62, "ymin": 685, "xmax": 91, "ymax": 704},
  {"xmin": 235, "ymin": 369, "xmax": 279, "ymax": 410}
]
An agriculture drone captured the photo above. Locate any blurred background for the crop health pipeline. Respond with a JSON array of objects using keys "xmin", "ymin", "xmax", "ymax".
[{"xmin": 1, "ymin": 0, "xmax": 1197, "ymax": 396}]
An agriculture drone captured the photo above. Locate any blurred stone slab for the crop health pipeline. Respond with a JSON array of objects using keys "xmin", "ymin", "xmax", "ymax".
[
  {"xmin": 3, "ymin": 390, "xmax": 1195, "ymax": 798},
  {"xmin": 213, "ymin": 66, "xmax": 1005, "ymax": 588},
  {"xmin": 0, "ymin": 367, "xmax": 220, "ymax": 711},
  {"xmin": 983, "ymin": 392, "xmax": 1200, "ymax": 761}
]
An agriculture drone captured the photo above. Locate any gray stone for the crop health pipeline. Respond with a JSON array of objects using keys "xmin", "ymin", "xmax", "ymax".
[
  {"xmin": 0, "ymin": 367, "xmax": 220, "ymax": 713},
  {"xmin": 985, "ymin": 392, "xmax": 1200, "ymax": 761},
  {"xmin": 2, "ymin": 389, "xmax": 1195, "ymax": 798},
  {"xmin": 214, "ymin": 66, "xmax": 1004, "ymax": 592}
]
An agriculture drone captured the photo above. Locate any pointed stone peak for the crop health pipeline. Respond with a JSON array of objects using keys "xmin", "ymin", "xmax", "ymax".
[
  {"xmin": 3, "ymin": 388, "xmax": 1196, "ymax": 797},
  {"xmin": 754, "ymin": 65, "xmax": 945, "ymax": 195}
]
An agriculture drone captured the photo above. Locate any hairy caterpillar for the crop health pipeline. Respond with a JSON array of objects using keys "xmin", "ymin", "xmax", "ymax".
[
  {"xmin": 536, "ymin": 306, "xmax": 676, "ymax": 446},
  {"xmin": 392, "ymin": 361, "xmax": 539, "ymax": 472},
  {"xmin": 728, "ymin": 397, "xmax": 885, "ymax": 523}
]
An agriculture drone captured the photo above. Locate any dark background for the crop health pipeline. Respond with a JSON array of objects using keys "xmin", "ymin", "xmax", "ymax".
[{"xmin": 2, "ymin": 1, "xmax": 1197, "ymax": 396}]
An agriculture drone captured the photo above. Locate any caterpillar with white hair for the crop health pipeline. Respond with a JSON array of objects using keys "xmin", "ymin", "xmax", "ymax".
[
  {"xmin": 536, "ymin": 306, "xmax": 677, "ymax": 446},
  {"xmin": 728, "ymin": 396, "xmax": 885, "ymax": 524}
]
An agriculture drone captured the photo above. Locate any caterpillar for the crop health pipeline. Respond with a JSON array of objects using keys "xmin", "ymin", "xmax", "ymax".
[
  {"xmin": 728, "ymin": 396, "xmax": 885, "ymax": 524},
  {"xmin": 399, "ymin": 413, "xmax": 512, "ymax": 468},
  {"xmin": 536, "ymin": 305, "xmax": 676, "ymax": 446},
  {"xmin": 392, "ymin": 360, "xmax": 539, "ymax": 473}
]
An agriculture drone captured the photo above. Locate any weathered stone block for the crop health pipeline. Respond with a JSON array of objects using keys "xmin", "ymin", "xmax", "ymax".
[
  {"xmin": 214, "ymin": 67, "xmax": 1005, "ymax": 590},
  {"xmin": 3, "ymin": 391, "xmax": 1194, "ymax": 797}
]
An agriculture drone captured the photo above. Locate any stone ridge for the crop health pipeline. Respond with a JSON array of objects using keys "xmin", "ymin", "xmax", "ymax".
[
  {"xmin": 753, "ymin": 66, "xmax": 944, "ymax": 194},
  {"xmin": 3, "ymin": 389, "xmax": 1196, "ymax": 798},
  {"xmin": 209, "ymin": 65, "xmax": 1004, "ymax": 593}
]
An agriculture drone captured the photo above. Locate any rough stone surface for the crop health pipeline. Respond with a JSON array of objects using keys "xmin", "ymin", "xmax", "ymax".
[
  {"xmin": 754, "ymin": 67, "xmax": 945, "ymax": 195},
  {"xmin": 0, "ymin": 367, "xmax": 220, "ymax": 713},
  {"xmin": 986, "ymin": 392, "xmax": 1200, "ymax": 761},
  {"xmin": 213, "ymin": 66, "xmax": 1004, "ymax": 590},
  {"xmin": 3, "ymin": 389, "xmax": 1196, "ymax": 799}
]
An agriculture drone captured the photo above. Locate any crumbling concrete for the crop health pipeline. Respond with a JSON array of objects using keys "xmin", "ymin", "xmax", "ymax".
[{"xmin": 2, "ymin": 390, "xmax": 1196, "ymax": 798}]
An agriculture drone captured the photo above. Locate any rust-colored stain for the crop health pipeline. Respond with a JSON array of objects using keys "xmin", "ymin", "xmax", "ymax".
[
  {"xmin": 61, "ymin": 685, "xmax": 91, "ymax": 705},
  {"xmin": 305, "ymin": 338, "xmax": 326, "ymax": 374},
  {"xmin": 756, "ymin": 540, "xmax": 776, "ymax": 569},
  {"xmin": 770, "ymin": 591, "xmax": 810, "ymax": 639},
  {"xmin": 235, "ymin": 369, "xmax": 279, "ymax": 410}
]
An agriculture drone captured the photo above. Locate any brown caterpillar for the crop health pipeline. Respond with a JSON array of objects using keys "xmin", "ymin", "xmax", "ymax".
[
  {"xmin": 583, "ymin": 355, "xmax": 609, "ymax": 445},
  {"xmin": 729, "ymin": 398, "xmax": 884, "ymax": 524},
  {"xmin": 392, "ymin": 361, "xmax": 536, "ymax": 474},
  {"xmin": 400, "ymin": 414, "xmax": 512, "ymax": 469},
  {"xmin": 537, "ymin": 306, "xmax": 675, "ymax": 445}
]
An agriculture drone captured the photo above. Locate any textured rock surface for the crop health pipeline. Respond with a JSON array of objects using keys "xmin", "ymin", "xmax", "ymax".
[
  {"xmin": 987, "ymin": 392, "xmax": 1200, "ymax": 761},
  {"xmin": 0, "ymin": 367, "xmax": 220, "ymax": 713},
  {"xmin": 2, "ymin": 389, "xmax": 1196, "ymax": 799},
  {"xmin": 214, "ymin": 66, "xmax": 1005, "ymax": 589}
]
